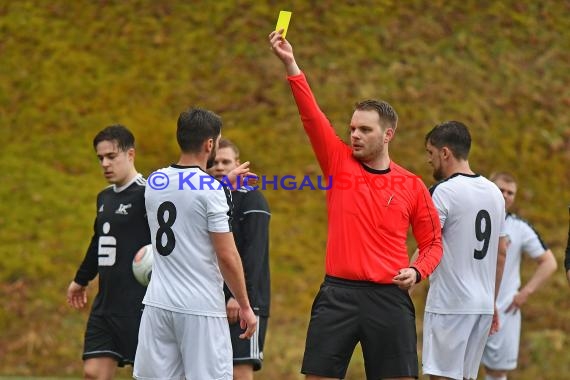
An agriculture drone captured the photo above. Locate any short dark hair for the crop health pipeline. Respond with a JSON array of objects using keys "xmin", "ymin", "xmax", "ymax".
[
  {"xmin": 218, "ymin": 138, "xmax": 240, "ymax": 158},
  {"xmin": 177, "ymin": 108, "xmax": 222, "ymax": 153},
  {"xmin": 93, "ymin": 124, "xmax": 135, "ymax": 151},
  {"xmin": 354, "ymin": 99, "xmax": 398, "ymax": 130},
  {"xmin": 425, "ymin": 120, "xmax": 471, "ymax": 160}
]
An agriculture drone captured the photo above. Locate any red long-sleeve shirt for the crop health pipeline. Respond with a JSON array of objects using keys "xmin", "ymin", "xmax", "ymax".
[{"xmin": 288, "ymin": 72, "xmax": 442, "ymax": 283}]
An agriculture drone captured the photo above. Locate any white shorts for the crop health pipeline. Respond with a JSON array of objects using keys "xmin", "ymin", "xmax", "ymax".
[
  {"xmin": 422, "ymin": 312, "xmax": 493, "ymax": 380},
  {"xmin": 481, "ymin": 307, "xmax": 521, "ymax": 370},
  {"xmin": 134, "ymin": 305, "xmax": 232, "ymax": 380}
]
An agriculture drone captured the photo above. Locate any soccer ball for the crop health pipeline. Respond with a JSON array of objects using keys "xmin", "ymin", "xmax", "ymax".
[{"xmin": 132, "ymin": 244, "xmax": 154, "ymax": 286}]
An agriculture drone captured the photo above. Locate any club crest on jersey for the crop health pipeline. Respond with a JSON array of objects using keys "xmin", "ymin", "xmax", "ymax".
[{"xmin": 115, "ymin": 203, "xmax": 132, "ymax": 215}]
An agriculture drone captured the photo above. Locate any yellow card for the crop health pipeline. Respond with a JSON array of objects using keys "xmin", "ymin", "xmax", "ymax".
[{"xmin": 275, "ymin": 10, "xmax": 292, "ymax": 38}]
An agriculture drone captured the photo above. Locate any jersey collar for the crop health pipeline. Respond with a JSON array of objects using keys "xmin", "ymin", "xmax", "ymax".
[{"xmin": 113, "ymin": 173, "xmax": 142, "ymax": 193}]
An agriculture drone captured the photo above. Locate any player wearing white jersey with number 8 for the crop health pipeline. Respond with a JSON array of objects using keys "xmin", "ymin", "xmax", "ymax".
[
  {"xmin": 134, "ymin": 108, "xmax": 257, "ymax": 380},
  {"xmin": 422, "ymin": 121, "xmax": 508, "ymax": 380}
]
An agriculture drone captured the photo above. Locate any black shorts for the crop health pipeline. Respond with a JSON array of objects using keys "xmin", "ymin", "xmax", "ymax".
[
  {"xmin": 229, "ymin": 315, "xmax": 268, "ymax": 371},
  {"xmin": 301, "ymin": 275, "xmax": 418, "ymax": 379},
  {"xmin": 83, "ymin": 312, "xmax": 142, "ymax": 367}
]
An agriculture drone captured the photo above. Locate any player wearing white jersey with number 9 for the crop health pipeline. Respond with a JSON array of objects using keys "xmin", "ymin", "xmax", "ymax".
[{"xmin": 422, "ymin": 121, "xmax": 508, "ymax": 380}]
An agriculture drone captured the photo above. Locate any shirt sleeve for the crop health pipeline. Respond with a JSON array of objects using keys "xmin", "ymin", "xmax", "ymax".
[
  {"xmin": 207, "ymin": 187, "xmax": 232, "ymax": 233},
  {"xmin": 430, "ymin": 186, "xmax": 449, "ymax": 228},
  {"xmin": 74, "ymin": 203, "xmax": 101, "ymax": 286},
  {"xmin": 410, "ymin": 183, "xmax": 443, "ymax": 280},
  {"xmin": 287, "ymin": 72, "xmax": 347, "ymax": 176},
  {"xmin": 519, "ymin": 221, "xmax": 548, "ymax": 259},
  {"xmin": 236, "ymin": 191, "xmax": 271, "ymax": 307},
  {"xmin": 498, "ymin": 199, "xmax": 507, "ymax": 238}
]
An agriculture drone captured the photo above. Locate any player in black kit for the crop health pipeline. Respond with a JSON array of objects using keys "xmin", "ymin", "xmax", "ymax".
[
  {"xmin": 208, "ymin": 138, "xmax": 271, "ymax": 380},
  {"xmin": 66, "ymin": 125, "xmax": 150, "ymax": 379}
]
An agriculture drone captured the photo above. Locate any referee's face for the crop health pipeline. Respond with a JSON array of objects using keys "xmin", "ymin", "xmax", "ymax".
[
  {"xmin": 209, "ymin": 147, "xmax": 239, "ymax": 180},
  {"xmin": 349, "ymin": 109, "xmax": 388, "ymax": 162}
]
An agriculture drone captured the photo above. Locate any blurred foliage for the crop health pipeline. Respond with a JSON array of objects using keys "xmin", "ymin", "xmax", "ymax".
[{"xmin": 1, "ymin": 0, "xmax": 569, "ymax": 378}]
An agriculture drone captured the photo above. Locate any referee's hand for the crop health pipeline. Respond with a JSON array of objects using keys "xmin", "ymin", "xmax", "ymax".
[{"xmin": 392, "ymin": 268, "xmax": 416, "ymax": 290}]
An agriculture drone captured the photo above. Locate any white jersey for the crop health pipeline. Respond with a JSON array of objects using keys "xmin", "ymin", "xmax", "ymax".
[
  {"xmin": 425, "ymin": 173, "xmax": 506, "ymax": 314},
  {"xmin": 496, "ymin": 213, "xmax": 546, "ymax": 310},
  {"xmin": 143, "ymin": 165, "xmax": 232, "ymax": 317}
]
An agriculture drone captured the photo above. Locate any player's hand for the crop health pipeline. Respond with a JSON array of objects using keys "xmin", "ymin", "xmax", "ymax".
[
  {"xmin": 505, "ymin": 290, "xmax": 528, "ymax": 314},
  {"xmin": 392, "ymin": 268, "xmax": 416, "ymax": 290},
  {"xmin": 490, "ymin": 305, "xmax": 500, "ymax": 335},
  {"xmin": 226, "ymin": 297, "xmax": 240, "ymax": 324},
  {"xmin": 238, "ymin": 306, "xmax": 258, "ymax": 339},
  {"xmin": 66, "ymin": 281, "xmax": 87, "ymax": 309},
  {"xmin": 269, "ymin": 30, "xmax": 294, "ymax": 64},
  {"xmin": 226, "ymin": 161, "xmax": 258, "ymax": 189}
]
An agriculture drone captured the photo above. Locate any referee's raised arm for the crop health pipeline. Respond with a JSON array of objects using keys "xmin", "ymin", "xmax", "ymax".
[{"xmin": 269, "ymin": 30, "xmax": 300, "ymax": 76}]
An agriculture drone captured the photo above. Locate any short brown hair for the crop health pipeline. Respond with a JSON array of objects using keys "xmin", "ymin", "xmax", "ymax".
[
  {"xmin": 218, "ymin": 138, "xmax": 239, "ymax": 159},
  {"xmin": 489, "ymin": 171, "xmax": 517, "ymax": 184},
  {"xmin": 354, "ymin": 99, "xmax": 398, "ymax": 130},
  {"xmin": 93, "ymin": 124, "xmax": 135, "ymax": 151},
  {"xmin": 425, "ymin": 121, "xmax": 471, "ymax": 160},
  {"xmin": 177, "ymin": 107, "xmax": 222, "ymax": 153}
]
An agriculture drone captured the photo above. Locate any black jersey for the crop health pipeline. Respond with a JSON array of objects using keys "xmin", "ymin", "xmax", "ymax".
[
  {"xmin": 74, "ymin": 174, "xmax": 151, "ymax": 316},
  {"xmin": 224, "ymin": 187, "xmax": 271, "ymax": 317}
]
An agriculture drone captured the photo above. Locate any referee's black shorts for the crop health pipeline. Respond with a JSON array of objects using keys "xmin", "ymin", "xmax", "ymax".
[
  {"xmin": 82, "ymin": 311, "xmax": 142, "ymax": 367},
  {"xmin": 301, "ymin": 275, "xmax": 418, "ymax": 379}
]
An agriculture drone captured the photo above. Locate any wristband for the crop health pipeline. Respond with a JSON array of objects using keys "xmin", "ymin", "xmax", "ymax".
[{"xmin": 410, "ymin": 267, "xmax": 421, "ymax": 284}]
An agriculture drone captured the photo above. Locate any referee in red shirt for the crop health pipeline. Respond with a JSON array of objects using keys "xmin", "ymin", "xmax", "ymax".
[{"xmin": 269, "ymin": 30, "xmax": 443, "ymax": 380}]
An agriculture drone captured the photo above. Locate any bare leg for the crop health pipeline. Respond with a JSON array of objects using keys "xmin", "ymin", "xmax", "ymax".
[
  {"xmin": 84, "ymin": 357, "xmax": 118, "ymax": 380},
  {"xmin": 233, "ymin": 363, "xmax": 254, "ymax": 380}
]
